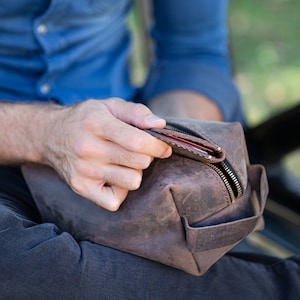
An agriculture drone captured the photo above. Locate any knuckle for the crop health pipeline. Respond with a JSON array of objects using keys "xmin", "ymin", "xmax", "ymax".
[
  {"xmin": 138, "ymin": 155, "xmax": 152, "ymax": 169},
  {"xmin": 132, "ymin": 102, "xmax": 148, "ymax": 115},
  {"xmin": 153, "ymin": 141, "xmax": 171, "ymax": 158},
  {"xmin": 129, "ymin": 135, "xmax": 146, "ymax": 152},
  {"xmin": 106, "ymin": 97, "xmax": 124, "ymax": 108},
  {"xmin": 70, "ymin": 176, "xmax": 84, "ymax": 195},
  {"xmin": 110, "ymin": 97, "xmax": 123, "ymax": 103},
  {"xmin": 76, "ymin": 162, "xmax": 106, "ymax": 180},
  {"xmin": 75, "ymin": 161, "xmax": 90, "ymax": 176},
  {"xmin": 73, "ymin": 138, "xmax": 93, "ymax": 158},
  {"xmin": 128, "ymin": 171, "xmax": 143, "ymax": 190},
  {"xmin": 73, "ymin": 140, "xmax": 90, "ymax": 158},
  {"xmin": 73, "ymin": 140, "xmax": 87, "ymax": 157},
  {"xmin": 158, "ymin": 144, "xmax": 170, "ymax": 157},
  {"xmin": 105, "ymin": 199, "xmax": 122, "ymax": 212},
  {"xmin": 81, "ymin": 112, "xmax": 97, "ymax": 131},
  {"xmin": 116, "ymin": 151, "xmax": 151, "ymax": 170},
  {"xmin": 114, "ymin": 150, "xmax": 133, "ymax": 165}
]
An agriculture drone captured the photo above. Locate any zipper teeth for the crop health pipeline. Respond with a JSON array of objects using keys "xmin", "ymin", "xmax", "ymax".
[
  {"xmin": 208, "ymin": 163, "xmax": 236, "ymax": 203},
  {"xmin": 165, "ymin": 124, "xmax": 190, "ymax": 135},
  {"xmin": 221, "ymin": 161, "xmax": 243, "ymax": 198},
  {"xmin": 165, "ymin": 123, "xmax": 243, "ymax": 202}
]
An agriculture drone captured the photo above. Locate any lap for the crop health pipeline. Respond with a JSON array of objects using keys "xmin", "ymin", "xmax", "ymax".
[{"xmin": 0, "ymin": 166, "xmax": 299, "ymax": 300}]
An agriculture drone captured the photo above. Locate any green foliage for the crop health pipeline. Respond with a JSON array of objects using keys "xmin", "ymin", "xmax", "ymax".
[{"xmin": 229, "ymin": 0, "xmax": 300, "ymax": 126}]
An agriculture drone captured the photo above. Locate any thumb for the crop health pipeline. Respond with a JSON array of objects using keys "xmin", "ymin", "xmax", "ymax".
[{"xmin": 105, "ymin": 98, "xmax": 166, "ymax": 129}]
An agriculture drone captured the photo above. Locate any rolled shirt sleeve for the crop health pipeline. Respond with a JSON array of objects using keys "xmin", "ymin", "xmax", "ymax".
[{"xmin": 141, "ymin": 0, "xmax": 244, "ymax": 123}]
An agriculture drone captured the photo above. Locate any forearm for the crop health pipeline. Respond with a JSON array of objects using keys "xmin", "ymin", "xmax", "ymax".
[
  {"xmin": 0, "ymin": 102, "xmax": 64, "ymax": 165},
  {"xmin": 148, "ymin": 90, "xmax": 223, "ymax": 121},
  {"xmin": 141, "ymin": 0, "xmax": 243, "ymax": 123}
]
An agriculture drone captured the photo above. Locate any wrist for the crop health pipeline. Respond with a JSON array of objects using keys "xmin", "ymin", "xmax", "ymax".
[
  {"xmin": 0, "ymin": 102, "xmax": 65, "ymax": 165},
  {"xmin": 36, "ymin": 104, "xmax": 67, "ymax": 166},
  {"xmin": 148, "ymin": 90, "xmax": 223, "ymax": 121}
]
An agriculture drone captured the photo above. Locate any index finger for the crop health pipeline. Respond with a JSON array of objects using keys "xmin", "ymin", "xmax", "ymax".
[{"xmin": 101, "ymin": 119, "xmax": 172, "ymax": 159}]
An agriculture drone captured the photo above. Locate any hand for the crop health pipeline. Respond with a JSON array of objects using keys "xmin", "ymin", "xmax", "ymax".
[
  {"xmin": 43, "ymin": 98, "xmax": 172, "ymax": 211},
  {"xmin": 148, "ymin": 90, "xmax": 223, "ymax": 121}
]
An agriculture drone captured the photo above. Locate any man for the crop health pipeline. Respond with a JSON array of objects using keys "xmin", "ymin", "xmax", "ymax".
[{"xmin": 0, "ymin": 1, "xmax": 299, "ymax": 299}]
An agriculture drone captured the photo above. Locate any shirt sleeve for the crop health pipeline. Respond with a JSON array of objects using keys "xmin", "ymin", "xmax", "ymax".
[{"xmin": 140, "ymin": 0, "xmax": 244, "ymax": 123}]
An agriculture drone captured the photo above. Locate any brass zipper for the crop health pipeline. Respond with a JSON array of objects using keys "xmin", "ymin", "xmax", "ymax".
[
  {"xmin": 207, "ymin": 161, "xmax": 243, "ymax": 203},
  {"xmin": 165, "ymin": 123, "xmax": 243, "ymax": 203}
]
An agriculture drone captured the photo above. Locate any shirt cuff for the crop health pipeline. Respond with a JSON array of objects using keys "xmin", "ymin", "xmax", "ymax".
[{"xmin": 140, "ymin": 60, "xmax": 244, "ymax": 123}]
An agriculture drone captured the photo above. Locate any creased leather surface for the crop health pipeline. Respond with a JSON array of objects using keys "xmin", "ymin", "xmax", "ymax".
[
  {"xmin": 165, "ymin": 119, "xmax": 249, "ymax": 190},
  {"xmin": 21, "ymin": 119, "xmax": 268, "ymax": 276}
]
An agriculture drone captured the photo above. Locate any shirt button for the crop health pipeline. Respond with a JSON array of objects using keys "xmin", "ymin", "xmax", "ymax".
[
  {"xmin": 40, "ymin": 83, "xmax": 50, "ymax": 94},
  {"xmin": 37, "ymin": 24, "xmax": 48, "ymax": 35}
]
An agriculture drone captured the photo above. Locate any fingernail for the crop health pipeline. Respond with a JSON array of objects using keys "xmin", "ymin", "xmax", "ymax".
[{"xmin": 146, "ymin": 115, "xmax": 165, "ymax": 124}]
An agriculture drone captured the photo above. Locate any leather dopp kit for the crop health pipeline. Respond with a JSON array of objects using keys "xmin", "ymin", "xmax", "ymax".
[{"xmin": 22, "ymin": 118, "xmax": 268, "ymax": 276}]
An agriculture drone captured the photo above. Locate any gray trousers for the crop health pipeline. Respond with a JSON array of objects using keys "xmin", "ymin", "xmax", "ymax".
[{"xmin": 0, "ymin": 166, "xmax": 299, "ymax": 300}]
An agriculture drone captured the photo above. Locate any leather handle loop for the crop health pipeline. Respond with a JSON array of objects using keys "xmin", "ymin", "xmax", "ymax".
[{"xmin": 185, "ymin": 165, "xmax": 268, "ymax": 252}]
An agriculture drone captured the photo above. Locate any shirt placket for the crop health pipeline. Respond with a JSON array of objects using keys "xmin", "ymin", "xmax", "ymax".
[{"xmin": 33, "ymin": 0, "xmax": 69, "ymax": 99}]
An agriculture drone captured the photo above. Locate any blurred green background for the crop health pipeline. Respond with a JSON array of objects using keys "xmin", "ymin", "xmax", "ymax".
[
  {"xmin": 229, "ymin": 0, "xmax": 300, "ymax": 127},
  {"xmin": 229, "ymin": 0, "xmax": 300, "ymax": 177},
  {"xmin": 129, "ymin": 0, "xmax": 300, "ymax": 177},
  {"xmin": 130, "ymin": 0, "xmax": 300, "ymax": 125}
]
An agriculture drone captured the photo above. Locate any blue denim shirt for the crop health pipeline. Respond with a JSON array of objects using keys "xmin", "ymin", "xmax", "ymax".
[{"xmin": 0, "ymin": 0, "xmax": 242, "ymax": 122}]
